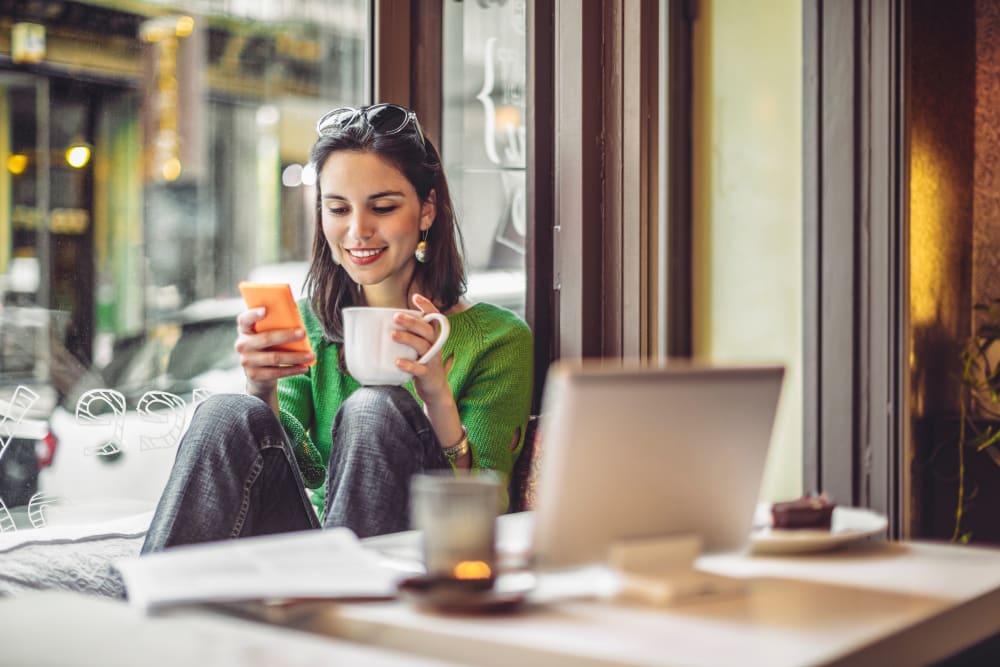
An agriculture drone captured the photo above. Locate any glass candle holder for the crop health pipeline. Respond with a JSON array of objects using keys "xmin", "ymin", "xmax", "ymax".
[{"xmin": 410, "ymin": 470, "xmax": 502, "ymax": 585}]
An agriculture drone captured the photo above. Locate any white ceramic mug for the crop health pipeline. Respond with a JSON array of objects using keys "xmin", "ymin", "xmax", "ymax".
[{"xmin": 342, "ymin": 307, "xmax": 450, "ymax": 385}]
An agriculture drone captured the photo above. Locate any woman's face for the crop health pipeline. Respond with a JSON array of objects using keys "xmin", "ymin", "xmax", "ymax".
[{"xmin": 318, "ymin": 150, "xmax": 435, "ymax": 298}]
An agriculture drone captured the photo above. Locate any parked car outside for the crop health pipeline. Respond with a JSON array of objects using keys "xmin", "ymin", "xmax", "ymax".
[
  {"xmin": 0, "ymin": 402, "xmax": 57, "ymax": 512},
  {"xmin": 0, "ymin": 306, "xmax": 63, "ymax": 515},
  {"xmin": 39, "ymin": 297, "xmax": 247, "ymax": 507},
  {"xmin": 39, "ymin": 263, "xmax": 311, "ymax": 511}
]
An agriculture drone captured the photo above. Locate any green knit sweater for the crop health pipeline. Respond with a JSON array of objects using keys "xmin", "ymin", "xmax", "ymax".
[{"xmin": 277, "ymin": 302, "xmax": 533, "ymax": 517}]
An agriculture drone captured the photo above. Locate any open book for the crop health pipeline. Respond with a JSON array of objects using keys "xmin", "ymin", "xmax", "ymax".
[{"xmin": 115, "ymin": 528, "xmax": 404, "ymax": 613}]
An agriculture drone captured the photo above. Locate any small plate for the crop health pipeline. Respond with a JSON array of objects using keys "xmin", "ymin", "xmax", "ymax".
[
  {"xmin": 398, "ymin": 572, "xmax": 536, "ymax": 614},
  {"xmin": 750, "ymin": 506, "xmax": 888, "ymax": 555}
]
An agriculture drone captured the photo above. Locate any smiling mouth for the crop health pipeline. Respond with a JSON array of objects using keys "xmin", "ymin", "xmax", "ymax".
[
  {"xmin": 347, "ymin": 247, "xmax": 386, "ymax": 259},
  {"xmin": 345, "ymin": 247, "xmax": 387, "ymax": 266}
]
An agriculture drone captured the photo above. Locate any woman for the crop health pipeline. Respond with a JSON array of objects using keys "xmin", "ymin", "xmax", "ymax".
[{"xmin": 142, "ymin": 104, "xmax": 533, "ymax": 550}]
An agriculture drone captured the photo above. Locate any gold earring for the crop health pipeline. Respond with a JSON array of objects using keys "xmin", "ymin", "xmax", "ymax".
[{"xmin": 415, "ymin": 229, "xmax": 430, "ymax": 263}]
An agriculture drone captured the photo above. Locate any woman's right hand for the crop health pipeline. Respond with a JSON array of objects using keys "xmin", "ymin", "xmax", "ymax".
[{"xmin": 234, "ymin": 307, "xmax": 315, "ymax": 400}]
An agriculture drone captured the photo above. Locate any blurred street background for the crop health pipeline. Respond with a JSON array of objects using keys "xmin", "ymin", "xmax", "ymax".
[{"xmin": 0, "ymin": 0, "xmax": 527, "ymax": 527}]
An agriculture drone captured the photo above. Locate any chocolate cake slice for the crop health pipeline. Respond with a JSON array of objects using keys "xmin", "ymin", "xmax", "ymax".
[{"xmin": 771, "ymin": 494, "xmax": 835, "ymax": 530}]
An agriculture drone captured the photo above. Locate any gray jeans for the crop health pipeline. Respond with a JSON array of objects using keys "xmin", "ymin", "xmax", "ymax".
[{"xmin": 141, "ymin": 386, "xmax": 450, "ymax": 552}]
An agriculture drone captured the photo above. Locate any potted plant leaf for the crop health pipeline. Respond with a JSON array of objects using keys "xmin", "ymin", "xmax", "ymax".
[{"xmin": 952, "ymin": 298, "xmax": 1000, "ymax": 543}]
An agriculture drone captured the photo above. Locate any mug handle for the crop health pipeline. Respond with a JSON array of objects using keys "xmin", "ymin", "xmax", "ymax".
[{"xmin": 416, "ymin": 313, "xmax": 450, "ymax": 364}]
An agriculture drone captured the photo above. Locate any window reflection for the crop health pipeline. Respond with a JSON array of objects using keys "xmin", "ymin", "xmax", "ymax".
[
  {"xmin": 0, "ymin": 1, "xmax": 368, "ymax": 527},
  {"xmin": 441, "ymin": 0, "xmax": 527, "ymax": 319}
]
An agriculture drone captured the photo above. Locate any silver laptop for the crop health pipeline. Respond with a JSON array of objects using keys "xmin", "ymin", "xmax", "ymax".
[{"xmin": 531, "ymin": 360, "xmax": 785, "ymax": 569}]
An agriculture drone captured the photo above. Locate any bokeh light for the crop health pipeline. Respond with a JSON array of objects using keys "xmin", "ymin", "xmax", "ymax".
[
  {"xmin": 65, "ymin": 144, "xmax": 91, "ymax": 168},
  {"xmin": 161, "ymin": 157, "xmax": 182, "ymax": 181},
  {"xmin": 175, "ymin": 15, "xmax": 195, "ymax": 37},
  {"xmin": 301, "ymin": 162, "xmax": 317, "ymax": 186},
  {"xmin": 282, "ymin": 163, "xmax": 303, "ymax": 187},
  {"xmin": 7, "ymin": 153, "xmax": 28, "ymax": 175}
]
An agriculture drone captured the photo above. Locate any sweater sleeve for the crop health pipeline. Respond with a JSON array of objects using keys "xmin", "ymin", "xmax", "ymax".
[
  {"xmin": 276, "ymin": 304, "xmax": 327, "ymax": 489},
  {"xmin": 277, "ymin": 371, "xmax": 325, "ymax": 488},
  {"xmin": 457, "ymin": 314, "xmax": 534, "ymax": 480}
]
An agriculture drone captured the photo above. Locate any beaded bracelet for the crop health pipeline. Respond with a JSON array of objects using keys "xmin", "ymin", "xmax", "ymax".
[{"xmin": 441, "ymin": 426, "xmax": 470, "ymax": 461}]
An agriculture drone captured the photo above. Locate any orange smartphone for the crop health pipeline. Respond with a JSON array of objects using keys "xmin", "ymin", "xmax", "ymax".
[{"xmin": 238, "ymin": 281, "xmax": 315, "ymax": 365}]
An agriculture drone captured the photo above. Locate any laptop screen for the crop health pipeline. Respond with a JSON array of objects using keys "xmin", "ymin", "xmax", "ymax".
[{"xmin": 531, "ymin": 361, "xmax": 785, "ymax": 569}]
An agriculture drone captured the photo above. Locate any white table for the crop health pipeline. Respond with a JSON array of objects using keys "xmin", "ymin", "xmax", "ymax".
[
  {"xmin": 0, "ymin": 589, "xmax": 463, "ymax": 667},
  {"xmin": 275, "ymin": 513, "xmax": 1000, "ymax": 667},
  {"xmin": 3, "ymin": 512, "xmax": 1000, "ymax": 666}
]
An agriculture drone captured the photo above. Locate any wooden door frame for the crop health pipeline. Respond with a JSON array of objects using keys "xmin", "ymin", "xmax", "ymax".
[
  {"xmin": 527, "ymin": 0, "xmax": 556, "ymax": 411},
  {"xmin": 551, "ymin": 0, "xmax": 660, "ymax": 362},
  {"xmin": 373, "ymin": 0, "xmax": 441, "ymax": 146},
  {"xmin": 664, "ymin": 0, "xmax": 695, "ymax": 358}
]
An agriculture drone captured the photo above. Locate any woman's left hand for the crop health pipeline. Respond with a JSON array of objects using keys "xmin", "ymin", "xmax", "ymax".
[{"xmin": 393, "ymin": 293, "xmax": 453, "ymax": 407}]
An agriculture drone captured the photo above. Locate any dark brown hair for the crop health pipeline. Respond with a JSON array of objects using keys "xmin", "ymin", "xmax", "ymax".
[{"xmin": 305, "ymin": 114, "xmax": 466, "ymax": 343}]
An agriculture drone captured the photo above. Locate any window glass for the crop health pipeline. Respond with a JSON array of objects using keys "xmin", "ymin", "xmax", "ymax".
[
  {"xmin": 441, "ymin": 0, "xmax": 527, "ymax": 319},
  {"xmin": 0, "ymin": 1, "xmax": 368, "ymax": 529}
]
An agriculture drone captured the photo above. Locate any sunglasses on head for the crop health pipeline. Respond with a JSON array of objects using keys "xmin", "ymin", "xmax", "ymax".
[{"xmin": 315, "ymin": 103, "xmax": 425, "ymax": 145}]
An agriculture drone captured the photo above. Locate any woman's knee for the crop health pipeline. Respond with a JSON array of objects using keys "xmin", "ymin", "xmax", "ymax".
[
  {"xmin": 338, "ymin": 386, "xmax": 421, "ymax": 426},
  {"xmin": 194, "ymin": 392, "xmax": 273, "ymax": 422},
  {"xmin": 183, "ymin": 393, "xmax": 282, "ymax": 458},
  {"xmin": 333, "ymin": 386, "xmax": 429, "ymax": 455}
]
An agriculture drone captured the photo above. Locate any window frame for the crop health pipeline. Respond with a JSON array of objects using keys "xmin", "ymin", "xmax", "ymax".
[
  {"xmin": 802, "ymin": 0, "xmax": 906, "ymax": 535},
  {"xmin": 375, "ymin": 0, "xmax": 670, "ymax": 411}
]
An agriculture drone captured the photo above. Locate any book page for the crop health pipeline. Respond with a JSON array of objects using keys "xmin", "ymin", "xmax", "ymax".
[{"xmin": 116, "ymin": 528, "xmax": 402, "ymax": 612}]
